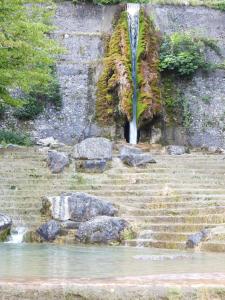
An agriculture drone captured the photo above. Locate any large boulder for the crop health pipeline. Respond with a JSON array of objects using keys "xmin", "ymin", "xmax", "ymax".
[
  {"xmin": 41, "ymin": 192, "xmax": 118, "ymax": 222},
  {"xmin": 120, "ymin": 145, "xmax": 156, "ymax": 167},
  {"xmin": 37, "ymin": 220, "xmax": 61, "ymax": 241},
  {"xmin": 167, "ymin": 145, "xmax": 189, "ymax": 155},
  {"xmin": 0, "ymin": 213, "xmax": 12, "ymax": 241},
  {"xmin": 47, "ymin": 150, "xmax": 70, "ymax": 174},
  {"xmin": 76, "ymin": 216, "xmax": 129, "ymax": 244},
  {"xmin": 73, "ymin": 137, "xmax": 112, "ymax": 160}
]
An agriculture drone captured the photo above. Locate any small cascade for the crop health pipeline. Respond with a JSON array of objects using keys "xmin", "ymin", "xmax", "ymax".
[
  {"xmin": 127, "ymin": 3, "xmax": 140, "ymax": 144},
  {"xmin": 6, "ymin": 227, "xmax": 27, "ymax": 244}
]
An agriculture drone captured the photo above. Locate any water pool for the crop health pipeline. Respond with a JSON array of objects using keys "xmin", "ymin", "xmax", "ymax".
[{"xmin": 1, "ymin": 244, "xmax": 225, "ymax": 280}]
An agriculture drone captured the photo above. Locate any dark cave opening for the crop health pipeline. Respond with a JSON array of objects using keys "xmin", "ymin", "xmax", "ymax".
[{"xmin": 124, "ymin": 121, "xmax": 140, "ymax": 143}]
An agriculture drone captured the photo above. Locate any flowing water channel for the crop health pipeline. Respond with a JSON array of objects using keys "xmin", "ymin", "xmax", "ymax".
[
  {"xmin": 1, "ymin": 244, "xmax": 225, "ymax": 280},
  {"xmin": 127, "ymin": 3, "xmax": 140, "ymax": 145}
]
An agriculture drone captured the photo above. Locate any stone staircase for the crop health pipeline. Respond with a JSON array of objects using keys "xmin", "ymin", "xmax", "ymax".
[{"xmin": 1, "ymin": 146, "xmax": 225, "ymax": 251}]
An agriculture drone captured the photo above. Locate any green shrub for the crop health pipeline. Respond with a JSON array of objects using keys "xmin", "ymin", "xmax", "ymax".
[
  {"xmin": 159, "ymin": 32, "xmax": 219, "ymax": 76},
  {"xmin": 13, "ymin": 71, "xmax": 62, "ymax": 121},
  {"xmin": 13, "ymin": 98, "xmax": 43, "ymax": 120},
  {"xmin": 0, "ymin": 130, "xmax": 33, "ymax": 146}
]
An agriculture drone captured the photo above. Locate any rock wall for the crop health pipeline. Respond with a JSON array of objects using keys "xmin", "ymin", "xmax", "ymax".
[
  {"xmin": 146, "ymin": 5, "xmax": 225, "ymax": 148},
  {"xmin": 1, "ymin": 2, "xmax": 225, "ymax": 147},
  {"xmin": 32, "ymin": 2, "xmax": 120, "ymax": 144}
]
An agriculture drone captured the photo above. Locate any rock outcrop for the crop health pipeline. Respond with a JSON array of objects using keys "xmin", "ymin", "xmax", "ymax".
[
  {"xmin": 166, "ymin": 145, "xmax": 189, "ymax": 155},
  {"xmin": 47, "ymin": 150, "xmax": 70, "ymax": 174},
  {"xmin": 0, "ymin": 214, "xmax": 12, "ymax": 241},
  {"xmin": 120, "ymin": 145, "xmax": 156, "ymax": 167},
  {"xmin": 41, "ymin": 192, "xmax": 117, "ymax": 222},
  {"xmin": 76, "ymin": 216, "xmax": 129, "ymax": 244}
]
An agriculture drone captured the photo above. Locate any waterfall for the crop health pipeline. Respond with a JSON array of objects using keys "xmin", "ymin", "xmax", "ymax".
[
  {"xmin": 127, "ymin": 3, "xmax": 140, "ymax": 144},
  {"xmin": 6, "ymin": 227, "xmax": 27, "ymax": 244}
]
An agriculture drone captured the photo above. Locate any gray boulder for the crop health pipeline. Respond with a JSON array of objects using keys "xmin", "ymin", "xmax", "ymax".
[
  {"xmin": 75, "ymin": 159, "xmax": 108, "ymax": 173},
  {"xmin": 167, "ymin": 145, "xmax": 189, "ymax": 155},
  {"xmin": 37, "ymin": 220, "xmax": 61, "ymax": 241},
  {"xmin": 73, "ymin": 137, "xmax": 112, "ymax": 160},
  {"xmin": 76, "ymin": 216, "xmax": 129, "ymax": 244},
  {"xmin": 42, "ymin": 192, "xmax": 118, "ymax": 222},
  {"xmin": 47, "ymin": 150, "xmax": 70, "ymax": 174},
  {"xmin": 186, "ymin": 229, "xmax": 209, "ymax": 248},
  {"xmin": 0, "ymin": 213, "xmax": 12, "ymax": 241},
  {"xmin": 120, "ymin": 146, "xmax": 156, "ymax": 167}
]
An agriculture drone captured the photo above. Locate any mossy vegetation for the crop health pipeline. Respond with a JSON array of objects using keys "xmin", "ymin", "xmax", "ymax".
[
  {"xmin": 137, "ymin": 10, "xmax": 161, "ymax": 126},
  {"xmin": 97, "ymin": 9, "xmax": 161, "ymax": 128},
  {"xmin": 0, "ymin": 130, "xmax": 33, "ymax": 146},
  {"xmin": 0, "ymin": 228, "xmax": 10, "ymax": 242},
  {"xmin": 96, "ymin": 11, "xmax": 133, "ymax": 125}
]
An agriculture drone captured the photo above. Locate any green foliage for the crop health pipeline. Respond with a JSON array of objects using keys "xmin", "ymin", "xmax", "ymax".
[
  {"xmin": 13, "ymin": 69, "xmax": 61, "ymax": 120},
  {"xmin": 13, "ymin": 98, "xmax": 43, "ymax": 120},
  {"xmin": 0, "ymin": 130, "xmax": 32, "ymax": 146},
  {"xmin": 96, "ymin": 11, "xmax": 133, "ymax": 125},
  {"xmin": 136, "ymin": 10, "xmax": 161, "ymax": 125},
  {"xmin": 0, "ymin": 0, "xmax": 61, "ymax": 106},
  {"xmin": 73, "ymin": 0, "xmax": 148, "ymax": 4},
  {"xmin": 162, "ymin": 76, "xmax": 192, "ymax": 128},
  {"xmin": 159, "ymin": 32, "xmax": 219, "ymax": 76}
]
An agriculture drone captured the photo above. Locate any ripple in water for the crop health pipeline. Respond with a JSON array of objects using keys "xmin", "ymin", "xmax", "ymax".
[{"xmin": 133, "ymin": 254, "xmax": 193, "ymax": 261}]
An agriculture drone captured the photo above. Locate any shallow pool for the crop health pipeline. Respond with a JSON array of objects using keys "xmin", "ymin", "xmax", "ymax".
[{"xmin": 0, "ymin": 244, "xmax": 225, "ymax": 279}]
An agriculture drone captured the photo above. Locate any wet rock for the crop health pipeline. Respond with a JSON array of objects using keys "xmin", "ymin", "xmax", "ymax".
[
  {"xmin": 23, "ymin": 230, "xmax": 44, "ymax": 243},
  {"xmin": 76, "ymin": 216, "xmax": 129, "ymax": 244},
  {"xmin": 120, "ymin": 146, "xmax": 156, "ymax": 167},
  {"xmin": 42, "ymin": 192, "xmax": 117, "ymax": 222},
  {"xmin": 186, "ymin": 229, "xmax": 209, "ymax": 248},
  {"xmin": 73, "ymin": 137, "xmax": 112, "ymax": 160},
  {"xmin": 47, "ymin": 150, "xmax": 70, "ymax": 174},
  {"xmin": 37, "ymin": 220, "xmax": 61, "ymax": 241},
  {"xmin": 166, "ymin": 145, "xmax": 189, "ymax": 155},
  {"xmin": 60, "ymin": 220, "xmax": 81, "ymax": 229},
  {"xmin": 75, "ymin": 159, "xmax": 109, "ymax": 173},
  {"xmin": 0, "ymin": 213, "xmax": 12, "ymax": 241}
]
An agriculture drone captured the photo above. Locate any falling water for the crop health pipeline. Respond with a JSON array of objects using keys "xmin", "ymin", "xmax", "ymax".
[
  {"xmin": 6, "ymin": 227, "xmax": 27, "ymax": 244},
  {"xmin": 127, "ymin": 3, "xmax": 140, "ymax": 144}
]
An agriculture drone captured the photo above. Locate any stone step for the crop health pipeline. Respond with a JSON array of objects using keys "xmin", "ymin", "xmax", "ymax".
[
  {"xmin": 119, "ymin": 206, "xmax": 225, "ymax": 216},
  {"xmin": 123, "ymin": 213, "xmax": 225, "ymax": 224},
  {"xmin": 137, "ymin": 223, "xmax": 220, "ymax": 233},
  {"xmin": 124, "ymin": 239, "xmax": 186, "ymax": 250}
]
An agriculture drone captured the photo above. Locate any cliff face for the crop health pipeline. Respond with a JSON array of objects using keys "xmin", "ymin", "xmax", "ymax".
[
  {"xmin": 32, "ymin": 2, "xmax": 120, "ymax": 144},
  {"xmin": 2, "ymin": 1, "xmax": 225, "ymax": 147}
]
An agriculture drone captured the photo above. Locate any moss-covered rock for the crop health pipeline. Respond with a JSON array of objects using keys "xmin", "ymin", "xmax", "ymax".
[
  {"xmin": 96, "ymin": 9, "xmax": 161, "ymax": 128},
  {"xmin": 137, "ymin": 10, "xmax": 161, "ymax": 126},
  {"xmin": 96, "ymin": 11, "xmax": 133, "ymax": 125}
]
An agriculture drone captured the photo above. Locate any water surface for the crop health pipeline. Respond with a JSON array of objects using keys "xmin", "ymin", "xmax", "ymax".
[{"xmin": 0, "ymin": 244, "xmax": 225, "ymax": 280}]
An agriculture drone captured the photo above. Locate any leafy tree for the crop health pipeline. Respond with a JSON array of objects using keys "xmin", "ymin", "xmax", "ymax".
[{"xmin": 0, "ymin": 0, "xmax": 61, "ymax": 107}]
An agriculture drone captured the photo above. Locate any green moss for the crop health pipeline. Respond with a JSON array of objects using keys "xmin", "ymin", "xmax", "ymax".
[
  {"xmin": 0, "ymin": 129, "xmax": 33, "ymax": 146},
  {"xmin": 136, "ymin": 10, "xmax": 161, "ymax": 126},
  {"xmin": 0, "ymin": 228, "xmax": 10, "ymax": 242},
  {"xmin": 96, "ymin": 11, "xmax": 133, "ymax": 125}
]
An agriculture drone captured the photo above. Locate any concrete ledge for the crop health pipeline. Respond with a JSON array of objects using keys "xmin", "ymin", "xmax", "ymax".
[{"xmin": 1, "ymin": 275, "xmax": 225, "ymax": 300}]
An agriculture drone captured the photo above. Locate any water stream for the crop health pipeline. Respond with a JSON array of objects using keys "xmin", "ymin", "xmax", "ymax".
[{"xmin": 127, "ymin": 3, "xmax": 140, "ymax": 145}]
